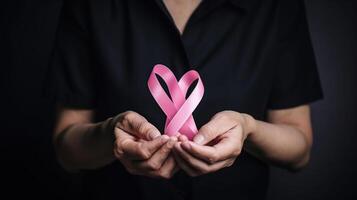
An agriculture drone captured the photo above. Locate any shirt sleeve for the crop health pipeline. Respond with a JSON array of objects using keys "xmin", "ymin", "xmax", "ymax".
[
  {"xmin": 46, "ymin": 0, "xmax": 96, "ymax": 109},
  {"xmin": 267, "ymin": 0, "xmax": 323, "ymax": 110}
]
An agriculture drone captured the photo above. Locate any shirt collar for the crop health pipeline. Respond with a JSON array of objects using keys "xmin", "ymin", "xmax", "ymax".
[
  {"xmin": 154, "ymin": 0, "xmax": 253, "ymax": 13},
  {"xmin": 228, "ymin": 0, "xmax": 254, "ymax": 12}
]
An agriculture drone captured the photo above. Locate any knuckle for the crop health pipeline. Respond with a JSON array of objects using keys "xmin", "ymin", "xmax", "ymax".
[
  {"xmin": 114, "ymin": 148, "xmax": 124, "ymax": 159},
  {"xmin": 124, "ymin": 110, "xmax": 136, "ymax": 118},
  {"xmin": 147, "ymin": 127, "xmax": 157, "ymax": 136},
  {"xmin": 158, "ymin": 171, "xmax": 172, "ymax": 180},
  {"xmin": 122, "ymin": 111, "xmax": 139, "ymax": 127},
  {"xmin": 208, "ymin": 158, "xmax": 215, "ymax": 164},
  {"xmin": 115, "ymin": 140, "xmax": 126, "ymax": 157},
  {"xmin": 240, "ymin": 112, "xmax": 251, "ymax": 121},
  {"xmin": 138, "ymin": 122, "xmax": 152, "ymax": 136},
  {"xmin": 208, "ymin": 153, "xmax": 218, "ymax": 164},
  {"xmin": 217, "ymin": 112, "xmax": 228, "ymax": 120},
  {"xmin": 118, "ymin": 115, "xmax": 131, "ymax": 129},
  {"xmin": 161, "ymin": 144, "xmax": 172, "ymax": 153},
  {"xmin": 147, "ymin": 161, "xmax": 161, "ymax": 170},
  {"xmin": 200, "ymin": 166, "xmax": 210, "ymax": 174},
  {"xmin": 141, "ymin": 151, "xmax": 151, "ymax": 160},
  {"xmin": 212, "ymin": 111, "xmax": 224, "ymax": 119},
  {"xmin": 116, "ymin": 120, "xmax": 126, "ymax": 130},
  {"xmin": 137, "ymin": 145, "xmax": 151, "ymax": 159},
  {"xmin": 160, "ymin": 149, "xmax": 170, "ymax": 156},
  {"xmin": 123, "ymin": 111, "xmax": 135, "ymax": 121}
]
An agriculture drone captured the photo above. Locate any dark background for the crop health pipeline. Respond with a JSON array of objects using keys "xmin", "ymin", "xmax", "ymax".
[{"xmin": 1, "ymin": 0, "xmax": 356, "ymax": 199}]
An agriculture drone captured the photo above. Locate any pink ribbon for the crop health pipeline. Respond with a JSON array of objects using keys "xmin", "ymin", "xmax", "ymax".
[{"xmin": 147, "ymin": 64, "xmax": 204, "ymax": 140}]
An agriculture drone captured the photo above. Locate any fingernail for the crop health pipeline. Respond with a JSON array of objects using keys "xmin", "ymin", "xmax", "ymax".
[
  {"xmin": 193, "ymin": 134, "xmax": 204, "ymax": 145},
  {"xmin": 180, "ymin": 134, "xmax": 188, "ymax": 142},
  {"xmin": 149, "ymin": 130, "xmax": 161, "ymax": 140},
  {"xmin": 168, "ymin": 137, "xmax": 177, "ymax": 148},
  {"xmin": 161, "ymin": 135, "xmax": 170, "ymax": 141},
  {"xmin": 181, "ymin": 142, "xmax": 191, "ymax": 150}
]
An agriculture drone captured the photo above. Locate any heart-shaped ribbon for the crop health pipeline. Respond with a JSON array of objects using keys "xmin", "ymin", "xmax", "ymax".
[{"xmin": 147, "ymin": 64, "xmax": 204, "ymax": 140}]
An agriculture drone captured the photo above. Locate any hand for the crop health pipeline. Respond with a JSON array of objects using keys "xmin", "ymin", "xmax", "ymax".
[
  {"xmin": 113, "ymin": 111, "xmax": 179, "ymax": 179},
  {"xmin": 172, "ymin": 111, "xmax": 256, "ymax": 177}
]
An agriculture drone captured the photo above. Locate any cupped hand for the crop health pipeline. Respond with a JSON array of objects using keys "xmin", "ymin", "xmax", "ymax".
[
  {"xmin": 172, "ymin": 111, "xmax": 256, "ymax": 177},
  {"xmin": 113, "ymin": 111, "xmax": 179, "ymax": 179}
]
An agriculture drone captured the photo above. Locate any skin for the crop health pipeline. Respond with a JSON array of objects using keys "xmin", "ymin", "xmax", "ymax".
[
  {"xmin": 172, "ymin": 107, "xmax": 312, "ymax": 176},
  {"xmin": 53, "ymin": 0, "xmax": 314, "ymax": 178},
  {"xmin": 54, "ymin": 106, "xmax": 312, "ymax": 178},
  {"xmin": 54, "ymin": 109, "xmax": 179, "ymax": 178},
  {"xmin": 162, "ymin": 0, "xmax": 202, "ymax": 34}
]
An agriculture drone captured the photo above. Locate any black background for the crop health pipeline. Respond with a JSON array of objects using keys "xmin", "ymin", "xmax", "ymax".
[{"xmin": 1, "ymin": 0, "xmax": 356, "ymax": 199}]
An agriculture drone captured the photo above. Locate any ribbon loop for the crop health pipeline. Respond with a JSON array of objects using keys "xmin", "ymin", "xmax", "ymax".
[{"xmin": 147, "ymin": 64, "xmax": 204, "ymax": 140}]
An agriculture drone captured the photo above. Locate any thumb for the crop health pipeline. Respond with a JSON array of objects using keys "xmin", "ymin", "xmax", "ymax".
[
  {"xmin": 194, "ymin": 124, "xmax": 218, "ymax": 145},
  {"xmin": 194, "ymin": 113, "xmax": 237, "ymax": 145},
  {"xmin": 116, "ymin": 111, "xmax": 161, "ymax": 140}
]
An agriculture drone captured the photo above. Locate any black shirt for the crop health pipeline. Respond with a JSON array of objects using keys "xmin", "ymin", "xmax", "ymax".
[{"xmin": 48, "ymin": 0, "xmax": 323, "ymax": 199}]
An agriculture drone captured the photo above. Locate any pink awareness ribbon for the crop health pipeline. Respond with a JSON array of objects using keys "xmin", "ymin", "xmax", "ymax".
[{"xmin": 147, "ymin": 64, "xmax": 204, "ymax": 140}]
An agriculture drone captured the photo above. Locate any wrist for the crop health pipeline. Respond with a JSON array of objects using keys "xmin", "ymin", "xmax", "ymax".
[
  {"xmin": 103, "ymin": 114, "xmax": 123, "ymax": 142},
  {"xmin": 241, "ymin": 113, "xmax": 257, "ymax": 138},
  {"xmin": 93, "ymin": 116, "xmax": 121, "ymax": 153}
]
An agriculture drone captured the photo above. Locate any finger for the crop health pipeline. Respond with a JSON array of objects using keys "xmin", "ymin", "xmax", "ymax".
[
  {"xmin": 175, "ymin": 143, "xmax": 233, "ymax": 173},
  {"xmin": 175, "ymin": 142, "xmax": 210, "ymax": 173},
  {"xmin": 172, "ymin": 143, "xmax": 200, "ymax": 177},
  {"xmin": 178, "ymin": 134, "xmax": 188, "ymax": 142},
  {"xmin": 116, "ymin": 111, "xmax": 161, "ymax": 140},
  {"xmin": 194, "ymin": 112, "xmax": 237, "ymax": 145},
  {"xmin": 118, "ymin": 134, "xmax": 170, "ymax": 160},
  {"xmin": 136, "ymin": 156, "xmax": 179, "ymax": 179},
  {"xmin": 182, "ymin": 126, "xmax": 243, "ymax": 163},
  {"xmin": 138, "ymin": 137, "xmax": 177, "ymax": 170},
  {"xmin": 156, "ymin": 156, "xmax": 179, "ymax": 179},
  {"xmin": 114, "ymin": 127, "xmax": 136, "ymax": 158}
]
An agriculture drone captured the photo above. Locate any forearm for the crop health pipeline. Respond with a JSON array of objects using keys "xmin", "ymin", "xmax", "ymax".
[
  {"xmin": 54, "ymin": 117, "xmax": 117, "ymax": 171},
  {"xmin": 244, "ymin": 119, "xmax": 311, "ymax": 170}
]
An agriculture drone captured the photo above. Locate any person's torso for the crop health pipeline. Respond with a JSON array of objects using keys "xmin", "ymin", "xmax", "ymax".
[{"xmin": 81, "ymin": 0, "xmax": 279, "ymax": 199}]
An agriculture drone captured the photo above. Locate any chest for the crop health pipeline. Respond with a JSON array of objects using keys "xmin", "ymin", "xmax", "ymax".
[
  {"xmin": 162, "ymin": 0, "xmax": 202, "ymax": 34},
  {"xmin": 91, "ymin": 0, "xmax": 277, "ymax": 124}
]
